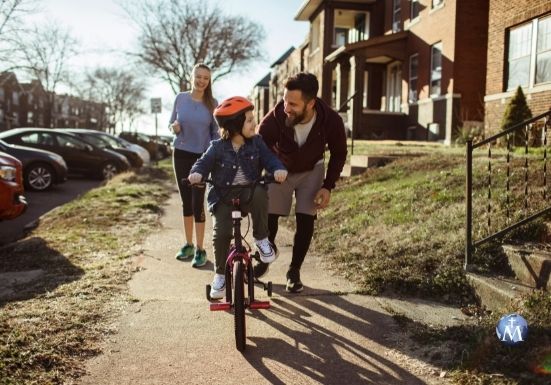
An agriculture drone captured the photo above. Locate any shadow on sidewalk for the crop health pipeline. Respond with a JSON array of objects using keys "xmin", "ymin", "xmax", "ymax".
[{"xmin": 243, "ymin": 288, "xmax": 437, "ymax": 385}]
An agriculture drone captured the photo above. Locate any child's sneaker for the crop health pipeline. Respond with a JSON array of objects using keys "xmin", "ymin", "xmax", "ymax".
[
  {"xmin": 191, "ymin": 248, "xmax": 207, "ymax": 268},
  {"xmin": 175, "ymin": 243, "xmax": 194, "ymax": 260},
  {"xmin": 210, "ymin": 273, "xmax": 225, "ymax": 300},
  {"xmin": 254, "ymin": 238, "xmax": 278, "ymax": 263}
]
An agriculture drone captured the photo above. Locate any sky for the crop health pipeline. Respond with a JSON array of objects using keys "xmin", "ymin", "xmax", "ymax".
[{"xmin": 25, "ymin": 0, "xmax": 310, "ymax": 135}]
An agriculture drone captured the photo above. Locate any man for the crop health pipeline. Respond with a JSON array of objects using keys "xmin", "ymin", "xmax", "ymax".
[{"xmin": 257, "ymin": 72, "xmax": 347, "ymax": 293}]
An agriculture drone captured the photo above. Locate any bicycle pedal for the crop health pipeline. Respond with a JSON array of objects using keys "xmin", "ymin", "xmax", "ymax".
[
  {"xmin": 210, "ymin": 302, "xmax": 231, "ymax": 311},
  {"xmin": 249, "ymin": 301, "xmax": 270, "ymax": 310}
]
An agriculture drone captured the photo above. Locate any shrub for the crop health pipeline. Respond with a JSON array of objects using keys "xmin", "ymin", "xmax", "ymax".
[{"xmin": 500, "ymin": 86, "xmax": 532, "ymax": 146}]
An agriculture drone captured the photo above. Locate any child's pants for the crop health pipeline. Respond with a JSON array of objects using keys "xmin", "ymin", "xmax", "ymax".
[{"xmin": 211, "ymin": 185, "xmax": 269, "ymax": 275}]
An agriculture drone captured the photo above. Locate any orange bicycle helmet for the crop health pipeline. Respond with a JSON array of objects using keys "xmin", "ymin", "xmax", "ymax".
[{"xmin": 213, "ymin": 96, "xmax": 254, "ymax": 119}]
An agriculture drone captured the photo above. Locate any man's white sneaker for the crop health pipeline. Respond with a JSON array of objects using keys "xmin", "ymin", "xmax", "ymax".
[
  {"xmin": 210, "ymin": 273, "xmax": 225, "ymax": 300},
  {"xmin": 254, "ymin": 238, "xmax": 278, "ymax": 263}
]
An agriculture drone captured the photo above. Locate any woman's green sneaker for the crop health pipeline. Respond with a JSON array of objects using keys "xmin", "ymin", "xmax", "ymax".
[
  {"xmin": 191, "ymin": 248, "xmax": 207, "ymax": 268},
  {"xmin": 175, "ymin": 244, "xmax": 194, "ymax": 260}
]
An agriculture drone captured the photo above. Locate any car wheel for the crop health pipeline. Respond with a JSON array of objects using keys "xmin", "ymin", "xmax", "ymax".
[
  {"xmin": 25, "ymin": 163, "xmax": 54, "ymax": 191},
  {"xmin": 101, "ymin": 162, "xmax": 118, "ymax": 180}
]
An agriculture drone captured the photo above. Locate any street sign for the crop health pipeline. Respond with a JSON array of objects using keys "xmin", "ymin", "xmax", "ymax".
[{"xmin": 150, "ymin": 98, "xmax": 162, "ymax": 114}]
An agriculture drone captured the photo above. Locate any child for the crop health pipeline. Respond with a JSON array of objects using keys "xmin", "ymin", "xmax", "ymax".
[{"xmin": 188, "ymin": 96, "xmax": 287, "ymax": 299}]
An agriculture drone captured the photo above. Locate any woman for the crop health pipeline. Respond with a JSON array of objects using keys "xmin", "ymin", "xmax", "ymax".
[{"xmin": 169, "ymin": 63, "xmax": 219, "ymax": 268}]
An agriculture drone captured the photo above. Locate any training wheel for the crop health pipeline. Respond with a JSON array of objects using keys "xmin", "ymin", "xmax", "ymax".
[{"xmin": 267, "ymin": 281, "xmax": 273, "ymax": 297}]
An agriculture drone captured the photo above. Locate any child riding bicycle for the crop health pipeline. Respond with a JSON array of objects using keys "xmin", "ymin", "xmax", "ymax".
[{"xmin": 188, "ymin": 96, "xmax": 287, "ymax": 299}]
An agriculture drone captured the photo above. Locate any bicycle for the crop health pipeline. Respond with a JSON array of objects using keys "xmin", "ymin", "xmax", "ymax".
[{"xmin": 189, "ymin": 176, "xmax": 274, "ymax": 351}]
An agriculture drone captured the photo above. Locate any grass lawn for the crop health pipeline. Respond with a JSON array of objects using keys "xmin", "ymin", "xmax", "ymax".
[{"xmin": 312, "ymin": 140, "xmax": 551, "ymax": 384}]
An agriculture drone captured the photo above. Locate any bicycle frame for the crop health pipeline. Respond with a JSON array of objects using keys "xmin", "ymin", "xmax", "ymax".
[{"xmin": 203, "ymin": 180, "xmax": 273, "ymax": 351}]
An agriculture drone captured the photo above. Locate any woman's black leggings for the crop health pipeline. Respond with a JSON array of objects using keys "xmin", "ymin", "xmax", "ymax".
[{"xmin": 173, "ymin": 149, "xmax": 206, "ymax": 222}]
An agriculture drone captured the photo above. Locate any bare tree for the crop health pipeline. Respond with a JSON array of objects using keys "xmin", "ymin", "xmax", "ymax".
[
  {"xmin": 0, "ymin": 0, "xmax": 40, "ymax": 63},
  {"xmin": 10, "ymin": 21, "xmax": 78, "ymax": 126},
  {"xmin": 81, "ymin": 68, "xmax": 147, "ymax": 133},
  {"xmin": 120, "ymin": 0, "xmax": 265, "ymax": 93}
]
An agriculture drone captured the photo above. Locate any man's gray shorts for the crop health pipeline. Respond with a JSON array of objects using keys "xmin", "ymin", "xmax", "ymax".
[{"xmin": 268, "ymin": 163, "xmax": 324, "ymax": 216}]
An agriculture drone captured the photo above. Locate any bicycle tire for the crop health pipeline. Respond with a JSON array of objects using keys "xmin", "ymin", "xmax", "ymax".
[
  {"xmin": 247, "ymin": 260, "xmax": 255, "ymax": 302},
  {"xmin": 233, "ymin": 261, "xmax": 246, "ymax": 351}
]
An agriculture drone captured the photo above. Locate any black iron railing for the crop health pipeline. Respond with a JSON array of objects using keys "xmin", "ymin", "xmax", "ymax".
[
  {"xmin": 465, "ymin": 110, "xmax": 550, "ymax": 270},
  {"xmin": 338, "ymin": 91, "xmax": 360, "ymax": 155}
]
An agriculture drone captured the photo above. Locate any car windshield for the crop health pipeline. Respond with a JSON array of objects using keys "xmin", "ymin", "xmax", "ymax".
[
  {"xmin": 81, "ymin": 134, "xmax": 108, "ymax": 148},
  {"xmin": 98, "ymin": 134, "xmax": 123, "ymax": 148}
]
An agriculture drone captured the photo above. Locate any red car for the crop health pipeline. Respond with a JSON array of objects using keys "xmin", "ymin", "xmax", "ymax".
[{"xmin": 0, "ymin": 151, "xmax": 27, "ymax": 220}]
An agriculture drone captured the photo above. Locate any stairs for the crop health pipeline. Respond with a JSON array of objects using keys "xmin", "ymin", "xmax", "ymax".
[
  {"xmin": 467, "ymin": 244, "xmax": 551, "ymax": 311},
  {"xmin": 340, "ymin": 154, "xmax": 395, "ymax": 177}
]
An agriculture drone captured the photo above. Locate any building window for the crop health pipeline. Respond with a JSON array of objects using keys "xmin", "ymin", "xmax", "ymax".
[
  {"xmin": 392, "ymin": 0, "xmax": 401, "ymax": 33},
  {"xmin": 430, "ymin": 42, "xmax": 442, "ymax": 96},
  {"xmin": 27, "ymin": 111, "xmax": 33, "ymax": 123},
  {"xmin": 12, "ymin": 91, "xmax": 19, "ymax": 106},
  {"xmin": 506, "ymin": 15, "xmax": 551, "ymax": 90},
  {"xmin": 334, "ymin": 27, "xmax": 348, "ymax": 47},
  {"xmin": 411, "ymin": 0, "xmax": 420, "ymax": 21},
  {"xmin": 536, "ymin": 15, "xmax": 551, "ymax": 84},
  {"xmin": 507, "ymin": 23, "xmax": 532, "ymax": 89},
  {"xmin": 432, "ymin": 0, "xmax": 444, "ymax": 8},
  {"xmin": 0, "ymin": 88, "xmax": 4, "ymax": 101},
  {"xmin": 409, "ymin": 54, "xmax": 419, "ymax": 102}
]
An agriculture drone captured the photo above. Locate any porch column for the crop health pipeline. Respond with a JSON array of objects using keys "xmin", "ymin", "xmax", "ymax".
[
  {"xmin": 349, "ymin": 54, "xmax": 366, "ymax": 140},
  {"xmin": 335, "ymin": 59, "xmax": 350, "ymax": 112}
]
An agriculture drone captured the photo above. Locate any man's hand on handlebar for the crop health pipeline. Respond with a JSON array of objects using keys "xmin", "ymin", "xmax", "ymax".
[
  {"xmin": 273, "ymin": 169, "xmax": 287, "ymax": 183},
  {"xmin": 188, "ymin": 172, "xmax": 203, "ymax": 185}
]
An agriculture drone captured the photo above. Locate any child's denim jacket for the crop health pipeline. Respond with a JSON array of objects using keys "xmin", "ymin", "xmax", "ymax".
[{"xmin": 190, "ymin": 135, "xmax": 285, "ymax": 211}]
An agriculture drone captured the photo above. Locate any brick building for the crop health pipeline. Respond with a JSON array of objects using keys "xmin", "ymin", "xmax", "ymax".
[
  {"xmin": 0, "ymin": 72, "xmax": 24, "ymax": 132},
  {"xmin": 0, "ymin": 73, "xmax": 107, "ymax": 132},
  {"xmin": 484, "ymin": 0, "xmax": 551, "ymax": 135},
  {"xmin": 20, "ymin": 80, "xmax": 48, "ymax": 127},
  {"xmin": 250, "ymin": 73, "xmax": 271, "ymax": 124},
  {"xmin": 287, "ymin": 0, "xmax": 490, "ymax": 144}
]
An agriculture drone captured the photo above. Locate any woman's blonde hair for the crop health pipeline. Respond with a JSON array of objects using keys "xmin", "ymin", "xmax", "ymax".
[{"xmin": 192, "ymin": 63, "xmax": 216, "ymax": 113}]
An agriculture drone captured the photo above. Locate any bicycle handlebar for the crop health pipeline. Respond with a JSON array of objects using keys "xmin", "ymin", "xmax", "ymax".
[{"xmin": 183, "ymin": 174, "xmax": 277, "ymax": 189}]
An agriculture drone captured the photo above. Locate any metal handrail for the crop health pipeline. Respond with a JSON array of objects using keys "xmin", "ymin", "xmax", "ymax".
[
  {"xmin": 337, "ymin": 91, "xmax": 360, "ymax": 155},
  {"xmin": 465, "ymin": 109, "xmax": 550, "ymax": 270},
  {"xmin": 338, "ymin": 91, "xmax": 359, "ymax": 113}
]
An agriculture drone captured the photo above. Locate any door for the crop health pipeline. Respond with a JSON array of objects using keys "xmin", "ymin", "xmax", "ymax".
[{"xmin": 387, "ymin": 63, "xmax": 402, "ymax": 112}]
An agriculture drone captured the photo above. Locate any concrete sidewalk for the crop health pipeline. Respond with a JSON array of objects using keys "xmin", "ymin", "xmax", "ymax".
[{"xmin": 79, "ymin": 192, "xmax": 469, "ymax": 385}]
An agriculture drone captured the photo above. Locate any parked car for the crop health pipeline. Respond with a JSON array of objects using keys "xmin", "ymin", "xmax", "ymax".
[
  {"xmin": 67, "ymin": 129, "xmax": 144, "ymax": 168},
  {"xmin": 118, "ymin": 131, "xmax": 161, "ymax": 160},
  {"xmin": 149, "ymin": 135, "xmax": 172, "ymax": 159},
  {"xmin": 0, "ymin": 128, "xmax": 130, "ymax": 180},
  {"xmin": 0, "ymin": 139, "xmax": 68, "ymax": 191},
  {"xmin": 115, "ymin": 136, "xmax": 151, "ymax": 165},
  {"xmin": 0, "ymin": 151, "xmax": 27, "ymax": 220}
]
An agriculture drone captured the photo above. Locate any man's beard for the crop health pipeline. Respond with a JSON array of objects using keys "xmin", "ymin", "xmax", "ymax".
[{"xmin": 285, "ymin": 106, "xmax": 307, "ymax": 127}]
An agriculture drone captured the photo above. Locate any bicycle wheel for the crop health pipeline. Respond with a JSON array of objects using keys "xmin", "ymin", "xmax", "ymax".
[
  {"xmin": 233, "ymin": 261, "xmax": 246, "ymax": 351},
  {"xmin": 247, "ymin": 259, "xmax": 255, "ymax": 302}
]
